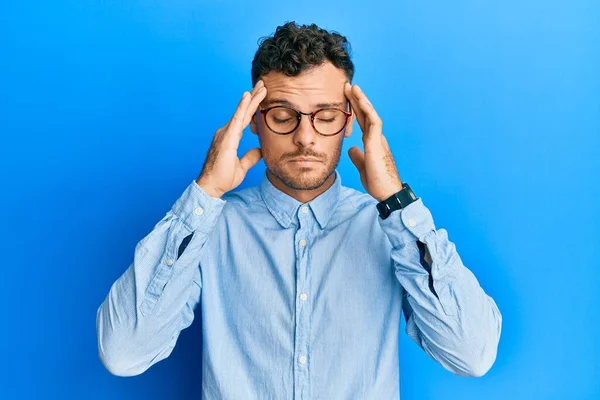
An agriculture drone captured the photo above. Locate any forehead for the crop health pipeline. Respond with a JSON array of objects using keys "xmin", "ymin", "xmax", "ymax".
[{"xmin": 260, "ymin": 62, "xmax": 348, "ymax": 109}]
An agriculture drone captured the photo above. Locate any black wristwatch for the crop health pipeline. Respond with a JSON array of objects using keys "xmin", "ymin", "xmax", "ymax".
[{"xmin": 376, "ymin": 182, "xmax": 418, "ymax": 220}]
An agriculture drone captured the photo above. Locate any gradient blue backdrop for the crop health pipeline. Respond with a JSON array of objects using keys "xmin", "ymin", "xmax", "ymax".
[{"xmin": 1, "ymin": 1, "xmax": 598, "ymax": 399}]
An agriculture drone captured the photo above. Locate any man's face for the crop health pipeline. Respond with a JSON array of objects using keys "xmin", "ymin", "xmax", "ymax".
[{"xmin": 250, "ymin": 61, "xmax": 354, "ymax": 191}]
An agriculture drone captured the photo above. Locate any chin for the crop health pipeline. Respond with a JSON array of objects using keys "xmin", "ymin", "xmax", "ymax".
[{"xmin": 271, "ymin": 163, "xmax": 332, "ymax": 191}]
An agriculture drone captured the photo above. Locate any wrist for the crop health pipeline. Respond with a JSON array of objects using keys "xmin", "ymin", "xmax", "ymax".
[
  {"xmin": 195, "ymin": 178, "xmax": 223, "ymax": 199},
  {"xmin": 375, "ymin": 183, "xmax": 404, "ymax": 202},
  {"xmin": 376, "ymin": 182, "xmax": 418, "ymax": 220}
]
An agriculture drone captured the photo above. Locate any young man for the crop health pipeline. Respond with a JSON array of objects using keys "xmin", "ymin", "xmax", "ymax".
[{"xmin": 96, "ymin": 21, "xmax": 502, "ymax": 399}]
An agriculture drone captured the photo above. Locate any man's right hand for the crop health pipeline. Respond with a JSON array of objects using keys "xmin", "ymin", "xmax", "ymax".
[{"xmin": 196, "ymin": 80, "xmax": 268, "ymax": 198}]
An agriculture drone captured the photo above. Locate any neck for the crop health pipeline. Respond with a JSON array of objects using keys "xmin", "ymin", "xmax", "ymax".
[{"xmin": 266, "ymin": 170, "xmax": 336, "ymax": 203}]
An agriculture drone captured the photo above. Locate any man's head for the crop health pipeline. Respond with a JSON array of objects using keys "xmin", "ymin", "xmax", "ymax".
[{"xmin": 250, "ymin": 22, "xmax": 355, "ymax": 191}]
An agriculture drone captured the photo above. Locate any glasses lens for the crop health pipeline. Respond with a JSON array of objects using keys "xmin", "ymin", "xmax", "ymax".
[
  {"xmin": 265, "ymin": 107, "xmax": 299, "ymax": 134},
  {"xmin": 314, "ymin": 109, "xmax": 347, "ymax": 135}
]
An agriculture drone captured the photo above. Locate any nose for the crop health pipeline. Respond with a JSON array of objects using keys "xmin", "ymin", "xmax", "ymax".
[{"xmin": 292, "ymin": 114, "xmax": 317, "ymax": 148}]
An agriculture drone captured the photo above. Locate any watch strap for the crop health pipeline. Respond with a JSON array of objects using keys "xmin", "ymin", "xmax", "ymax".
[{"xmin": 376, "ymin": 182, "xmax": 418, "ymax": 220}]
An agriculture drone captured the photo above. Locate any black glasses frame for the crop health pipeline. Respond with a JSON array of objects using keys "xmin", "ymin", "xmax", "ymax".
[{"xmin": 259, "ymin": 103, "xmax": 353, "ymax": 136}]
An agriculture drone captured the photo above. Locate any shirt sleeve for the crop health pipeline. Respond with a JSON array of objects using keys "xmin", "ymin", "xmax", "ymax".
[
  {"xmin": 378, "ymin": 197, "xmax": 502, "ymax": 377},
  {"xmin": 96, "ymin": 179, "xmax": 226, "ymax": 377}
]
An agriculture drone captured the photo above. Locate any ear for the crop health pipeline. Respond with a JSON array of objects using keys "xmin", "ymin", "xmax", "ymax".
[
  {"xmin": 250, "ymin": 112, "xmax": 258, "ymax": 135},
  {"xmin": 343, "ymin": 112, "xmax": 354, "ymax": 138}
]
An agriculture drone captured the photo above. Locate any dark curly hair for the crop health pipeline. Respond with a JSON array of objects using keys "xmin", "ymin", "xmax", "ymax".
[{"xmin": 251, "ymin": 21, "xmax": 354, "ymax": 86}]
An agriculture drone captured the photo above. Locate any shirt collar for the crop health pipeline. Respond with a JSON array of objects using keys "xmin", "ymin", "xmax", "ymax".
[{"xmin": 259, "ymin": 169, "xmax": 342, "ymax": 230}]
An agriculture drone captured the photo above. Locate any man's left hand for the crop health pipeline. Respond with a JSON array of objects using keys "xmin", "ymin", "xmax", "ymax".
[{"xmin": 344, "ymin": 82, "xmax": 404, "ymax": 202}]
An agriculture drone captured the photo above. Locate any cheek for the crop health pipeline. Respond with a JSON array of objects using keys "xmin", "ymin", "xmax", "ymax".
[
  {"xmin": 258, "ymin": 135, "xmax": 281, "ymax": 161},
  {"xmin": 258, "ymin": 133, "xmax": 288, "ymax": 160}
]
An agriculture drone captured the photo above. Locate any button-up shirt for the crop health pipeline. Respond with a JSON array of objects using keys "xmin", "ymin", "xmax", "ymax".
[{"xmin": 96, "ymin": 169, "xmax": 502, "ymax": 399}]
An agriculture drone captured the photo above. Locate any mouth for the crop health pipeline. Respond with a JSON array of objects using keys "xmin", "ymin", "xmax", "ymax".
[
  {"xmin": 289, "ymin": 157, "xmax": 320, "ymax": 162},
  {"xmin": 288, "ymin": 157, "xmax": 321, "ymax": 167}
]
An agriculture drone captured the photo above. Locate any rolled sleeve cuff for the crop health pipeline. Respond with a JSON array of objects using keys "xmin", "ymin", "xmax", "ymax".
[
  {"xmin": 171, "ymin": 180, "xmax": 226, "ymax": 233},
  {"xmin": 378, "ymin": 198, "xmax": 436, "ymax": 247}
]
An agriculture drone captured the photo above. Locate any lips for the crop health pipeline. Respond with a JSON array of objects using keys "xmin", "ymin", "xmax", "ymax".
[{"xmin": 289, "ymin": 157, "xmax": 320, "ymax": 162}]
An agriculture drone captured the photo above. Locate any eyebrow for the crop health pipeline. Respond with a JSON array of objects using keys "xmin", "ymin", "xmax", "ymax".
[{"xmin": 261, "ymin": 98, "xmax": 346, "ymax": 110}]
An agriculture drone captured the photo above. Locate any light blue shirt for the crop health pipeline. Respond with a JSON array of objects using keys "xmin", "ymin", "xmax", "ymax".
[{"xmin": 96, "ymin": 169, "xmax": 502, "ymax": 399}]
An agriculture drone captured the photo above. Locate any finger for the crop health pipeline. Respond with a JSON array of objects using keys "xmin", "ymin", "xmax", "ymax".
[
  {"xmin": 348, "ymin": 146, "xmax": 366, "ymax": 174},
  {"xmin": 221, "ymin": 80, "xmax": 265, "ymax": 133},
  {"xmin": 248, "ymin": 79, "xmax": 264, "ymax": 99},
  {"xmin": 231, "ymin": 91, "xmax": 252, "ymax": 131},
  {"xmin": 243, "ymin": 85, "xmax": 267, "ymax": 126},
  {"xmin": 351, "ymin": 86, "xmax": 385, "ymax": 158},
  {"xmin": 345, "ymin": 82, "xmax": 367, "ymax": 131},
  {"xmin": 345, "ymin": 83, "xmax": 376, "ymax": 156},
  {"xmin": 344, "ymin": 82, "xmax": 364, "ymax": 125},
  {"xmin": 352, "ymin": 85, "xmax": 383, "ymax": 135},
  {"xmin": 239, "ymin": 147, "xmax": 263, "ymax": 173},
  {"xmin": 223, "ymin": 91, "xmax": 253, "ymax": 148}
]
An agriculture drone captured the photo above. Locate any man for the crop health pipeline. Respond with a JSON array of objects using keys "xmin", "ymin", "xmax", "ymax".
[{"xmin": 96, "ymin": 21, "xmax": 502, "ymax": 399}]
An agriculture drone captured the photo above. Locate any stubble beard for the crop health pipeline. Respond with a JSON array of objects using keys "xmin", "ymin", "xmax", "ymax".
[{"xmin": 259, "ymin": 137, "xmax": 343, "ymax": 191}]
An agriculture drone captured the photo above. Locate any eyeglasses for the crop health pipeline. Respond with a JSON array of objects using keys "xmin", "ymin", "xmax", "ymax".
[{"xmin": 259, "ymin": 104, "xmax": 352, "ymax": 136}]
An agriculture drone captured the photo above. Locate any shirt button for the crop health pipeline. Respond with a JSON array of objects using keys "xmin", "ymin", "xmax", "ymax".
[
  {"xmin": 194, "ymin": 207, "xmax": 204, "ymax": 216},
  {"xmin": 299, "ymin": 239, "xmax": 307, "ymax": 247},
  {"xmin": 165, "ymin": 258, "xmax": 174, "ymax": 266},
  {"xmin": 300, "ymin": 293, "xmax": 308, "ymax": 301},
  {"xmin": 301, "ymin": 206, "xmax": 309, "ymax": 214},
  {"xmin": 299, "ymin": 355, "xmax": 307, "ymax": 365},
  {"xmin": 408, "ymin": 218, "xmax": 416, "ymax": 227}
]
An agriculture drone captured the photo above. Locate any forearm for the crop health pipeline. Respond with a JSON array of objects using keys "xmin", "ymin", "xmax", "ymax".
[
  {"xmin": 96, "ymin": 180, "xmax": 225, "ymax": 376},
  {"xmin": 380, "ymin": 198, "xmax": 502, "ymax": 377}
]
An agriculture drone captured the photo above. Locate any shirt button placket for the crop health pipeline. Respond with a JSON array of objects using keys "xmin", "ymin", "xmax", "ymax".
[{"xmin": 294, "ymin": 204, "xmax": 311, "ymax": 400}]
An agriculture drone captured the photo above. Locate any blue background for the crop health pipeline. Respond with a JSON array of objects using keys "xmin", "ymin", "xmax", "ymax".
[{"xmin": 1, "ymin": 1, "xmax": 598, "ymax": 399}]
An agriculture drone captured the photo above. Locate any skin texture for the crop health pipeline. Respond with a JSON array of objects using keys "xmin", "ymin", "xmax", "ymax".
[
  {"xmin": 196, "ymin": 60, "xmax": 404, "ymax": 203},
  {"xmin": 343, "ymin": 80, "xmax": 404, "ymax": 201},
  {"xmin": 250, "ymin": 61, "xmax": 354, "ymax": 203}
]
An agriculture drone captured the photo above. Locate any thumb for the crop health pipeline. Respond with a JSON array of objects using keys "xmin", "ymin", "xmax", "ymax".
[
  {"xmin": 348, "ymin": 146, "xmax": 365, "ymax": 174},
  {"xmin": 239, "ymin": 147, "xmax": 263, "ymax": 173}
]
